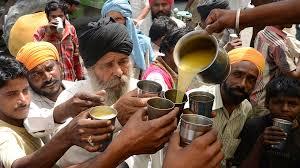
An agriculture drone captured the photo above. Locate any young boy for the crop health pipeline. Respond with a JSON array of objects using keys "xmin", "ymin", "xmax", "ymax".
[{"xmin": 234, "ymin": 76, "xmax": 300, "ymax": 168}]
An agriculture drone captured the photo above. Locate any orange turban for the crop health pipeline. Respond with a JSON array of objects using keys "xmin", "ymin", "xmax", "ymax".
[
  {"xmin": 228, "ymin": 47, "xmax": 265, "ymax": 73},
  {"xmin": 16, "ymin": 42, "xmax": 60, "ymax": 71}
]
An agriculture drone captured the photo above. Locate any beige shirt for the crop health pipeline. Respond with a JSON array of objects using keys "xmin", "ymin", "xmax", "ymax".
[
  {"xmin": 186, "ymin": 84, "xmax": 252, "ymax": 159},
  {"xmin": 0, "ymin": 120, "xmax": 43, "ymax": 168}
]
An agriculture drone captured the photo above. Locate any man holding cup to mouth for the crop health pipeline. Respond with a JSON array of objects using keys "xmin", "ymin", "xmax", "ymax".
[
  {"xmin": 34, "ymin": 0, "xmax": 85, "ymax": 81},
  {"xmin": 234, "ymin": 76, "xmax": 300, "ymax": 167}
]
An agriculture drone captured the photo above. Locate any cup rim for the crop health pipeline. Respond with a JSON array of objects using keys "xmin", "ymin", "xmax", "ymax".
[
  {"xmin": 173, "ymin": 30, "xmax": 218, "ymax": 73},
  {"xmin": 137, "ymin": 80, "xmax": 163, "ymax": 93},
  {"xmin": 89, "ymin": 105, "xmax": 118, "ymax": 120},
  {"xmin": 147, "ymin": 97, "xmax": 175, "ymax": 111},
  {"xmin": 189, "ymin": 91, "xmax": 215, "ymax": 102},
  {"xmin": 180, "ymin": 114, "xmax": 213, "ymax": 127},
  {"xmin": 273, "ymin": 118, "xmax": 293, "ymax": 125}
]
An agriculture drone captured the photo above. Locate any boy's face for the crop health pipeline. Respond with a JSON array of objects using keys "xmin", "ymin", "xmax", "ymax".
[{"xmin": 268, "ymin": 96, "xmax": 300, "ymax": 122}]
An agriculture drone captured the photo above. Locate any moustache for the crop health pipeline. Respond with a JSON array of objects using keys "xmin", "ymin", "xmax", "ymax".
[
  {"xmin": 231, "ymin": 87, "xmax": 248, "ymax": 96},
  {"xmin": 15, "ymin": 103, "xmax": 29, "ymax": 111},
  {"xmin": 42, "ymin": 79, "xmax": 58, "ymax": 88},
  {"xmin": 105, "ymin": 75, "xmax": 128, "ymax": 89}
]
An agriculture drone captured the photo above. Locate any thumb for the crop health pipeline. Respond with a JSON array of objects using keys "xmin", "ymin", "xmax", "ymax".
[
  {"xmin": 96, "ymin": 90, "xmax": 107, "ymax": 96},
  {"xmin": 133, "ymin": 107, "xmax": 147, "ymax": 120},
  {"xmin": 77, "ymin": 110, "xmax": 90, "ymax": 119},
  {"xmin": 168, "ymin": 131, "xmax": 181, "ymax": 150}
]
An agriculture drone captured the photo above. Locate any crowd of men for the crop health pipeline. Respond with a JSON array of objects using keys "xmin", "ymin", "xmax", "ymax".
[{"xmin": 0, "ymin": 0, "xmax": 300, "ymax": 168}]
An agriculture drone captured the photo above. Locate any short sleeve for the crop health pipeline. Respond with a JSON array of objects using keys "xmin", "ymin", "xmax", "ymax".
[
  {"xmin": 273, "ymin": 45, "xmax": 297, "ymax": 74},
  {"xmin": 0, "ymin": 131, "xmax": 26, "ymax": 168}
]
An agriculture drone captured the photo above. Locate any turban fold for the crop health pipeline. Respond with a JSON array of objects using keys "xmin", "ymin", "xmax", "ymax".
[
  {"xmin": 16, "ymin": 41, "xmax": 59, "ymax": 71},
  {"xmin": 197, "ymin": 0, "xmax": 229, "ymax": 20},
  {"xmin": 228, "ymin": 47, "xmax": 265, "ymax": 74},
  {"xmin": 79, "ymin": 17, "xmax": 133, "ymax": 68},
  {"xmin": 149, "ymin": 0, "xmax": 174, "ymax": 6}
]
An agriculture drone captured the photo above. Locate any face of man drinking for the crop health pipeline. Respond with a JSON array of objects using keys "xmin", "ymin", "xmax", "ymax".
[{"xmin": 88, "ymin": 52, "xmax": 132, "ymax": 105}]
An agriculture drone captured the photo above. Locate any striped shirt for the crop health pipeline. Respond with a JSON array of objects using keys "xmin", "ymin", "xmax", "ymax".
[
  {"xmin": 186, "ymin": 85, "xmax": 253, "ymax": 160},
  {"xmin": 34, "ymin": 20, "xmax": 84, "ymax": 81},
  {"xmin": 251, "ymin": 26, "xmax": 298, "ymax": 106}
]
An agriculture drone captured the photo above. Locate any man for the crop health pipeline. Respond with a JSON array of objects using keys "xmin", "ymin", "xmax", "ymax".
[
  {"xmin": 186, "ymin": 47, "xmax": 265, "ymax": 166},
  {"xmin": 205, "ymin": 0, "xmax": 300, "ymax": 34},
  {"xmin": 149, "ymin": 0, "xmax": 185, "ymax": 28},
  {"xmin": 251, "ymin": 22, "xmax": 299, "ymax": 116},
  {"xmin": 16, "ymin": 41, "xmax": 106, "ymax": 140},
  {"xmin": 34, "ymin": 0, "xmax": 84, "ymax": 81},
  {"xmin": 149, "ymin": 16, "xmax": 177, "ymax": 58},
  {"xmin": 0, "ymin": 55, "xmax": 113, "ymax": 168},
  {"xmin": 50, "ymin": 17, "xmax": 173, "ymax": 167},
  {"xmin": 0, "ymin": 54, "xmax": 185, "ymax": 168},
  {"xmin": 234, "ymin": 76, "xmax": 300, "ymax": 168},
  {"xmin": 196, "ymin": 0, "xmax": 242, "ymax": 51}
]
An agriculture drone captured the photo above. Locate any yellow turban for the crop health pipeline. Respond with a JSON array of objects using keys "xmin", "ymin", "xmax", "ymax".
[
  {"xmin": 16, "ymin": 41, "xmax": 60, "ymax": 71},
  {"xmin": 8, "ymin": 12, "xmax": 48, "ymax": 57},
  {"xmin": 228, "ymin": 47, "xmax": 265, "ymax": 73}
]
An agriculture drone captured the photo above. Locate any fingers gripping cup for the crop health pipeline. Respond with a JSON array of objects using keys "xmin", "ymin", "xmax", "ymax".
[
  {"xmin": 89, "ymin": 106, "xmax": 117, "ymax": 152},
  {"xmin": 137, "ymin": 80, "xmax": 162, "ymax": 97},
  {"xmin": 147, "ymin": 98, "xmax": 175, "ymax": 120},
  {"xmin": 271, "ymin": 118, "xmax": 293, "ymax": 150},
  {"xmin": 189, "ymin": 91, "xmax": 215, "ymax": 118},
  {"xmin": 180, "ymin": 114, "xmax": 213, "ymax": 147}
]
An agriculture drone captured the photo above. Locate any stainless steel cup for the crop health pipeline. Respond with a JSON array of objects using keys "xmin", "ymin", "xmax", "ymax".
[
  {"xmin": 163, "ymin": 89, "xmax": 188, "ymax": 122},
  {"xmin": 180, "ymin": 114, "xmax": 213, "ymax": 147},
  {"xmin": 189, "ymin": 91, "xmax": 215, "ymax": 118},
  {"xmin": 89, "ymin": 106, "xmax": 117, "ymax": 152},
  {"xmin": 147, "ymin": 98, "xmax": 175, "ymax": 120},
  {"xmin": 55, "ymin": 17, "xmax": 64, "ymax": 33},
  {"xmin": 271, "ymin": 118, "xmax": 293, "ymax": 150},
  {"xmin": 137, "ymin": 80, "xmax": 162, "ymax": 97}
]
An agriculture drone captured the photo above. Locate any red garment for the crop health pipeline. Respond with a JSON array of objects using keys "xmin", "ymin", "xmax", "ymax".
[
  {"xmin": 33, "ymin": 20, "xmax": 84, "ymax": 81},
  {"xmin": 149, "ymin": 0, "xmax": 174, "ymax": 6}
]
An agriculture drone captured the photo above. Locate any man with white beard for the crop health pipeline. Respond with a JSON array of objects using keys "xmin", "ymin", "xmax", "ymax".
[{"xmin": 53, "ymin": 17, "xmax": 154, "ymax": 167}]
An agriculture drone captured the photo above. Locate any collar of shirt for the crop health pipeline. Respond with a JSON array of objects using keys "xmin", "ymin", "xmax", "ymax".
[{"xmin": 266, "ymin": 26, "xmax": 287, "ymax": 39}]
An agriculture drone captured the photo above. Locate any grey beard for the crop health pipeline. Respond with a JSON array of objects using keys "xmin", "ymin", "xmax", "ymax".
[{"xmin": 88, "ymin": 73, "xmax": 129, "ymax": 106}]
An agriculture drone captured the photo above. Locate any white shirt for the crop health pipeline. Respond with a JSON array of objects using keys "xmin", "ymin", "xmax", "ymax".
[
  {"xmin": 24, "ymin": 80, "xmax": 74, "ymax": 138},
  {"xmin": 54, "ymin": 78, "xmax": 138, "ymax": 167},
  {"xmin": 186, "ymin": 85, "xmax": 252, "ymax": 159}
]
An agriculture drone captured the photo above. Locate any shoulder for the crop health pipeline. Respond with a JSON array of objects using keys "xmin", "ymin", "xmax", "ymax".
[
  {"xmin": 0, "ymin": 127, "xmax": 20, "ymax": 145},
  {"xmin": 170, "ymin": 17, "xmax": 186, "ymax": 28}
]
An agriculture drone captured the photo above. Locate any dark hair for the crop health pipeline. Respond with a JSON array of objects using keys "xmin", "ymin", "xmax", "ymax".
[
  {"xmin": 149, "ymin": 16, "xmax": 178, "ymax": 42},
  {"xmin": 0, "ymin": 55, "xmax": 27, "ymax": 88},
  {"xmin": 265, "ymin": 76, "xmax": 300, "ymax": 105},
  {"xmin": 62, "ymin": 0, "xmax": 80, "ymax": 5},
  {"xmin": 159, "ymin": 27, "xmax": 193, "ymax": 55},
  {"xmin": 45, "ymin": 0, "xmax": 67, "ymax": 17},
  {"xmin": 197, "ymin": 0, "xmax": 230, "ymax": 21}
]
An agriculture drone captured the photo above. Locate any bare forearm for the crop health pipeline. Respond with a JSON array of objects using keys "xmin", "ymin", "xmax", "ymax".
[
  {"xmin": 12, "ymin": 129, "xmax": 71, "ymax": 168},
  {"xmin": 136, "ymin": 5, "xmax": 150, "ymax": 20},
  {"xmin": 240, "ymin": 0, "xmax": 300, "ymax": 28},
  {"xmin": 53, "ymin": 103, "xmax": 69, "ymax": 123}
]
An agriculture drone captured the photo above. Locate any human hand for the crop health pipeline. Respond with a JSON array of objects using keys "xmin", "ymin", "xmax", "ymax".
[
  {"xmin": 113, "ymin": 107, "xmax": 178, "ymax": 156},
  {"xmin": 62, "ymin": 111, "xmax": 115, "ymax": 152},
  {"xmin": 163, "ymin": 130, "xmax": 224, "ymax": 168},
  {"xmin": 205, "ymin": 9, "xmax": 236, "ymax": 34},
  {"xmin": 114, "ymin": 89, "xmax": 155, "ymax": 126},
  {"xmin": 45, "ymin": 19, "xmax": 59, "ymax": 35},
  {"xmin": 224, "ymin": 38, "xmax": 242, "ymax": 52},
  {"xmin": 55, "ymin": 90, "xmax": 107, "ymax": 120},
  {"xmin": 133, "ymin": 19, "xmax": 143, "ymax": 26},
  {"xmin": 262, "ymin": 126, "xmax": 287, "ymax": 145}
]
